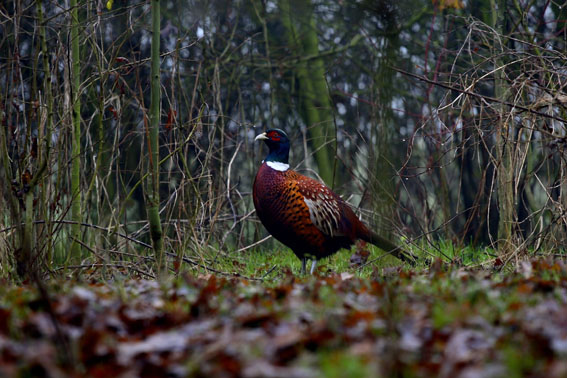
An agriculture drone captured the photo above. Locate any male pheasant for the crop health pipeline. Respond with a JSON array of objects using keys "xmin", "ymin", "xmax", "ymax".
[{"xmin": 253, "ymin": 128, "xmax": 416, "ymax": 274}]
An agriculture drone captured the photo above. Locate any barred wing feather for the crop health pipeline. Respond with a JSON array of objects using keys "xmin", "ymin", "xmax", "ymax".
[{"xmin": 297, "ymin": 177, "xmax": 345, "ymax": 237}]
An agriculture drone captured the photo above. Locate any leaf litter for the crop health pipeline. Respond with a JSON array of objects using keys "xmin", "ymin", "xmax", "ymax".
[{"xmin": 1, "ymin": 258, "xmax": 567, "ymax": 377}]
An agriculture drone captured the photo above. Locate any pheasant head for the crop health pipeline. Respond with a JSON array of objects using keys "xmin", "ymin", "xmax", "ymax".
[{"xmin": 255, "ymin": 129, "xmax": 290, "ymax": 167}]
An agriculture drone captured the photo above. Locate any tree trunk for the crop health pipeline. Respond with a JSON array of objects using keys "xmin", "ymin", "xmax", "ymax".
[
  {"xmin": 70, "ymin": 0, "xmax": 82, "ymax": 257},
  {"xmin": 279, "ymin": 0, "xmax": 335, "ymax": 186},
  {"xmin": 368, "ymin": 32, "xmax": 399, "ymax": 240},
  {"xmin": 491, "ymin": 0, "xmax": 516, "ymax": 254},
  {"xmin": 38, "ymin": 0, "xmax": 54, "ymax": 269},
  {"xmin": 147, "ymin": 0, "xmax": 165, "ymax": 277}
]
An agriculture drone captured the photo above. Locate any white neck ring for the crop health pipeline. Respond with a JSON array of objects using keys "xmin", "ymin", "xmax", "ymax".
[{"xmin": 266, "ymin": 161, "xmax": 289, "ymax": 171}]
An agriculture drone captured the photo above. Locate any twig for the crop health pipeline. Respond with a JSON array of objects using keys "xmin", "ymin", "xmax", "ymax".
[
  {"xmin": 172, "ymin": 252, "xmax": 269, "ymax": 281},
  {"xmin": 235, "ymin": 235, "xmax": 272, "ymax": 253},
  {"xmin": 70, "ymin": 237, "xmax": 107, "ymax": 262},
  {"xmin": 392, "ymin": 67, "xmax": 567, "ymax": 125},
  {"xmin": 0, "ymin": 220, "xmax": 152, "ymax": 249},
  {"xmin": 261, "ymin": 265, "xmax": 277, "ymax": 279},
  {"xmin": 54, "ymin": 264, "xmax": 155, "ymax": 279},
  {"xmin": 220, "ymin": 141, "xmax": 243, "ymax": 248}
]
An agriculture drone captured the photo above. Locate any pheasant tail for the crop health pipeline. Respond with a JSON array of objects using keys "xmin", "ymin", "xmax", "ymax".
[{"xmin": 361, "ymin": 230, "xmax": 418, "ymax": 266}]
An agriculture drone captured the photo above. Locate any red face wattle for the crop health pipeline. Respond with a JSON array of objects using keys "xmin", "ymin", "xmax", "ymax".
[{"xmin": 267, "ymin": 130, "xmax": 281, "ymax": 141}]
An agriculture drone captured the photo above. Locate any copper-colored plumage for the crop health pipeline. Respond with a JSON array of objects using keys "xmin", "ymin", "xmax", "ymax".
[{"xmin": 253, "ymin": 129, "xmax": 416, "ymax": 274}]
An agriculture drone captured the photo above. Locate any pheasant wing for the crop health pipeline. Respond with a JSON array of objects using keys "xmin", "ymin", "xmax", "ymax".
[{"xmin": 295, "ymin": 176, "xmax": 345, "ymax": 237}]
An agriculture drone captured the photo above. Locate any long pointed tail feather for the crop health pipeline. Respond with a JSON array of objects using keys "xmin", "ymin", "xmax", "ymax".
[{"xmin": 363, "ymin": 230, "xmax": 419, "ymax": 266}]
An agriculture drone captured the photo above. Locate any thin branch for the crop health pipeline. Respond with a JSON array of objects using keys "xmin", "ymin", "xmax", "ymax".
[{"xmin": 392, "ymin": 67, "xmax": 567, "ymax": 125}]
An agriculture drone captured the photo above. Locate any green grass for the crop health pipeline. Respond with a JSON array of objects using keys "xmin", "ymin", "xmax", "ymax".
[
  {"xmin": 186, "ymin": 239, "xmax": 498, "ymax": 282},
  {"xmin": 193, "ymin": 245, "xmax": 406, "ymax": 281}
]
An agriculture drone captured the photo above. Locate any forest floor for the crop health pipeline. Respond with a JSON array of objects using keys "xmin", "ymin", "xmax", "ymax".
[{"xmin": 1, "ymin": 253, "xmax": 567, "ymax": 377}]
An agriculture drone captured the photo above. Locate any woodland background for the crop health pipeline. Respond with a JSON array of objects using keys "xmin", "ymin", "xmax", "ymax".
[
  {"xmin": 2, "ymin": 1, "xmax": 567, "ymax": 376},
  {"xmin": 1, "ymin": 0, "xmax": 567, "ymax": 279}
]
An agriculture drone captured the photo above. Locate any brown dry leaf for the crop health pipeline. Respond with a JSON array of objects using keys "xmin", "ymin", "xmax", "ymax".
[
  {"xmin": 243, "ymin": 361, "xmax": 316, "ymax": 378},
  {"xmin": 350, "ymin": 241, "xmax": 370, "ymax": 267},
  {"xmin": 3, "ymin": 258, "xmax": 567, "ymax": 377},
  {"xmin": 340, "ymin": 272, "xmax": 354, "ymax": 281}
]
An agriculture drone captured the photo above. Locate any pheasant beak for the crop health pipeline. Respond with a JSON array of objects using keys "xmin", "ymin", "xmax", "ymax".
[{"xmin": 255, "ymin": 132, "xmax": 269, "ymax": 141}]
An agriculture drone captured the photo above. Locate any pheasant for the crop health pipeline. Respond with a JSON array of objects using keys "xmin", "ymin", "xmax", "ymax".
[{"xmin": 253, "ymin": 128, "xmax": 417, "ymax": 274}]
